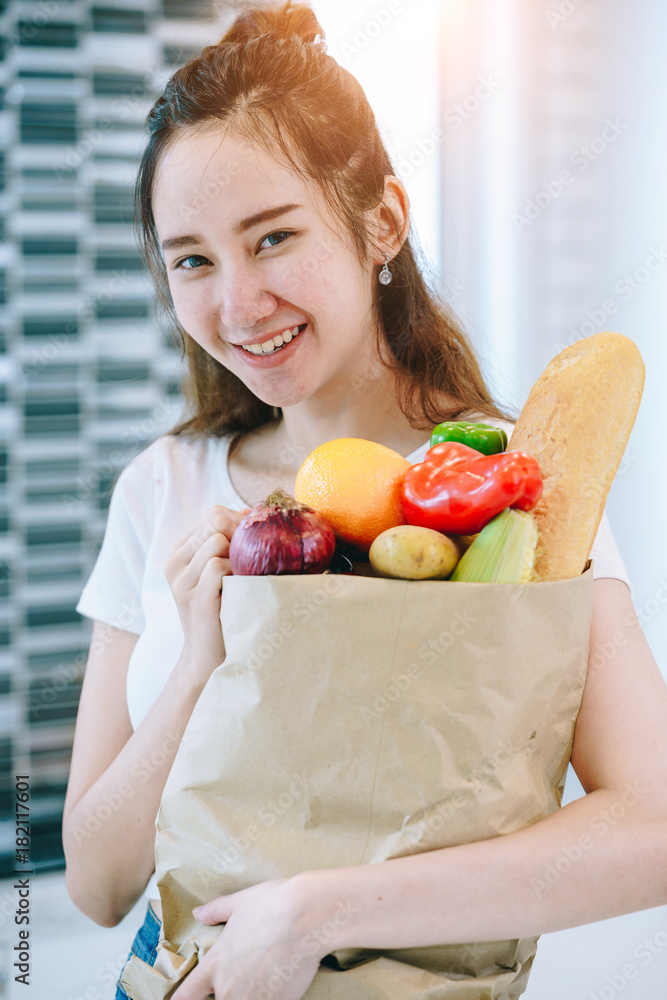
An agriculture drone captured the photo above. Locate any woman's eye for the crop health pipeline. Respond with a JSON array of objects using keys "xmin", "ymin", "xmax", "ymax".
[
  {"xmin": 258, "ymin": 230, "xmax": 294, "ymax": 251},
  {"xmin": 174, "ymin": 255, "xmax": 210, "ymax": 271},
  {"xmin": 172, "ymin": 233, "xmax": 294, "ymax": 270}
]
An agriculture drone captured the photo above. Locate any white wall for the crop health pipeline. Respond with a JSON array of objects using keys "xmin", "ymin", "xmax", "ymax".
[
  {"xmin": 316, "ymin": 0, "xmax": 443, "ymax": 272},
  {"xmin": 594, "ymin": 0, "xmax": 667, "ymax": 679}
]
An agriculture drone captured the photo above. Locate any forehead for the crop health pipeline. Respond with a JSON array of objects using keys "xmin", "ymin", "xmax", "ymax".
[{"xmin": 151, "ymin": 124, "xmax": 318, "ymax": 232}]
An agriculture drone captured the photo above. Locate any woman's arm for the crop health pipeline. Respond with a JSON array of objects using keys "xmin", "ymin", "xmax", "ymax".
[
  {"xmin": 62, "ymin": 620, "xmax": 210, "ymax": 928},
  {"xmin": 288, "ymin": 577, "xmax": 667, "ymax": 949},
  {"xmin": 64, "ymin": 504, "xmax": 249, "ymax": 928}
]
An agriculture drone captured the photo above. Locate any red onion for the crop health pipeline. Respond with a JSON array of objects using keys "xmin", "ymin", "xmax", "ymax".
[{"xmin": 229, "ymin": 488, "xmax": 336, "ymax": 575}]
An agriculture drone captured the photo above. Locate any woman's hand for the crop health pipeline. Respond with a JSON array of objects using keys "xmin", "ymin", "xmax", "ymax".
[
  {"xmin": 164, "ymin": 504, "xmax": 251, "ymax": 688},
  {"xmin": 170, "ymin": 878, "xmax": 324, "ymax": 1000}
]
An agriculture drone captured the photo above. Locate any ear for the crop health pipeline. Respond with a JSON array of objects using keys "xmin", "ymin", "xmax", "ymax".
[{"xmin": 372, "ymin": 175, "xmax": 411, "ymax": 265}]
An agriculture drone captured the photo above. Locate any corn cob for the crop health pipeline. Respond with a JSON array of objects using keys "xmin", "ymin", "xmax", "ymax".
[{"xmin": 449, "ymin": 508, "xmax": 539, "ymax": 584}]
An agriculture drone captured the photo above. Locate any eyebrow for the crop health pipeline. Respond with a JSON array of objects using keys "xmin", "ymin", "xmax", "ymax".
[{"xmin": 160, "ymin": 203, "xmax": 303, "ymax": 253}]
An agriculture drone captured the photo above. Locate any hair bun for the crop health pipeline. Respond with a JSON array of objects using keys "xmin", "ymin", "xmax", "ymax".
[{"xmin": 220, "ymin": 0, "xmax": 325, "ymax": 47}]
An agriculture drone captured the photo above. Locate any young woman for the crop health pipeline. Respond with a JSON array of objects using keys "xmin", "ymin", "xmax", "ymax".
[{"xmin": 62, "ymin": 3, "xmax": 667, "ymax": 999}]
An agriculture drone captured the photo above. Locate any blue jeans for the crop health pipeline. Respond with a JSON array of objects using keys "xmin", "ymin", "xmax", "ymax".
[{"xmin": 115, "ymin": 900, "xmax": 162, "ymax": 999}]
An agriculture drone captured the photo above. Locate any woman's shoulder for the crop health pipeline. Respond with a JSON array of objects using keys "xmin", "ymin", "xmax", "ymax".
[
  {"xmin": 120, "ymin": 431, "xmax": 233, "ymax": 483},
  {"xmin": 114, "ymin": 430, "xmax": 246, "ymax": 513}
]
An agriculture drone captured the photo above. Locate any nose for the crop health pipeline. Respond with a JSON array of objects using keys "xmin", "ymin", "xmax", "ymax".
[{"xmin": 216, "ymin": 260, "xmax": 278, "ymax": 330}]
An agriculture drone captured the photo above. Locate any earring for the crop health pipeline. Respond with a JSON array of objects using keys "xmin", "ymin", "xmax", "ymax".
[{"xmin": 379, "ymin": 253, "xmax": 393, "ymax": 285}]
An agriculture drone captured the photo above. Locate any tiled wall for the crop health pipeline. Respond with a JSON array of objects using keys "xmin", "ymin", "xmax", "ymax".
[{"xmin": 0, "ymin": 0, "xmax": 223, "ymax": 879}]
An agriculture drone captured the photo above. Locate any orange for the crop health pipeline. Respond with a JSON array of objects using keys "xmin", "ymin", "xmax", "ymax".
[{"xmin": 294, "ymin": 438, "xmax": 411, "ymax": 552}]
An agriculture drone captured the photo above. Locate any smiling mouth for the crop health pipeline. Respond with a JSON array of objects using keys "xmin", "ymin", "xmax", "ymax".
[{"xmin": 238, "ymin": 324, "xmax": 308, "ymax": 356}]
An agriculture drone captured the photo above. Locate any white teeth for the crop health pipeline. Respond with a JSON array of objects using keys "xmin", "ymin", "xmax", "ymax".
[{"xmin": 242, "ymin": 324, "xmax": 304, "ymax": 354}]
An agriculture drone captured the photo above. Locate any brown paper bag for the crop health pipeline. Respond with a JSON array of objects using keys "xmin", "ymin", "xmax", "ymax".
[{"xmin": 121, "ymin": 561, "xmax": 594, "ymax": 1000}]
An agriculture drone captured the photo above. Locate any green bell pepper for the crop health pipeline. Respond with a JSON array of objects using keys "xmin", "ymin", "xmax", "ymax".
[{"xmin": 429, "ymin": 421, "xmax": 508, "ymax": 455}]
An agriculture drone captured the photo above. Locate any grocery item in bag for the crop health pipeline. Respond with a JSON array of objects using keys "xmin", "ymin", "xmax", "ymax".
[{"xmin": 508, "ymin": 331, "xmax": 644, "ymax": 581}]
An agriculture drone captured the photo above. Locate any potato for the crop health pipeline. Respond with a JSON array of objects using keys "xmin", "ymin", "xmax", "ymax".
[{"xmin": 369, "ymin": 524, "xmax": 460, "ymax": 580}]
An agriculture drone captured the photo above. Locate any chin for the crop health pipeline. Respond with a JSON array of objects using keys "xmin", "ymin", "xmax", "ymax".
[
  {"xmin": 246, "ymin": 382, "xmax": 310, "ymax": 410},
  {"xmin": 257, "ymin": 391, "xmax": 307, "ymax": 409}
]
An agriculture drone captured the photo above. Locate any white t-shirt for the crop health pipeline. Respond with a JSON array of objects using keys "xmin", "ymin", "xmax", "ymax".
[{"xmin": 75, "ymin": 420, "xmax": 633, "ymax": 899}]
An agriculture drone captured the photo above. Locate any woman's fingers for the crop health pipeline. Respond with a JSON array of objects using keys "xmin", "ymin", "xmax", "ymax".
[
  {"xmin": 171, "ymin": 505, "xmax": 241, "ymax": 551},
  {"xmin": 193, "ymin": 894, "xmax": 234, "ymax": 924},
  {"xmin": 173, "ymin": 505, "xmax": 247, "ymax": 554},
  {"xmin": 165, "ymin": 506, "xmax": 247, "ymax": 581},
  {"xmin": 170, "ymin": 532, "xmax": 233, "ymax": 598},
  {"xmin": 194, "ymin": 555, "xmax": 231, "ymax": 608},
  {"xmin": 162, "ymin": 505, "xmax": 252, "ymax": 681},
  {"xmin": 169, "ymin": 962, "xmax": 213, "ymax": 1000}
]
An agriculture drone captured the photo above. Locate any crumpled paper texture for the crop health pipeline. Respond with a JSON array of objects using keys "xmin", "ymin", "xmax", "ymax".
[{"xmin": 121, "ymin": 561, "xmax": 594, "ymax": 999}]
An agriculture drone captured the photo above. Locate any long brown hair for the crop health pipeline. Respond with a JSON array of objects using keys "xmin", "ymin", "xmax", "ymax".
[{"xmin": 135, "ymin": 0, "xmax": 518, "ymax": 438}]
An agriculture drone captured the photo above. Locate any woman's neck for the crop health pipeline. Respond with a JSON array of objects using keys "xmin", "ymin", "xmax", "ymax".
[
  {"xmin": 265, "ymin": 369, "xmax": 453, "ymax": 473},
  {"xmin": 226, "ymin": 364, "xmax": 466, "ymax": 510}
]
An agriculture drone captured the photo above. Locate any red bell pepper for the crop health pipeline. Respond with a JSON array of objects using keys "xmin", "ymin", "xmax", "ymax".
[{"xmin": 402, "ymin": 441, "xmax": 543, "ymax": 535}]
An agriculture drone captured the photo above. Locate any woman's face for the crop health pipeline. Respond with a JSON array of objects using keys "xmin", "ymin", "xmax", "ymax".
[{"xmin": 151, "ymin": 125, "xmax": 381, "ymax": 409}]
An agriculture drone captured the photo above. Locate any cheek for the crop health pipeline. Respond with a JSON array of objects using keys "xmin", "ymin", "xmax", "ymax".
[
  {"xmin": 286, "ymin": 256, "xmax": 370, "ymax": 332},
  {"xmin": 168, "ymin": 280, "xmax": 211, "ymax": 330},
  {"xmin": 279, "ymin": 236, "xmax": 340, "ymax": 297}
]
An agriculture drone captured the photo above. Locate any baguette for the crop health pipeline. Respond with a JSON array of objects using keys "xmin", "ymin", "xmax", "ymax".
[{"xmin": 508, "ymin": 332, "xmax": 644, "ymax": 581}]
